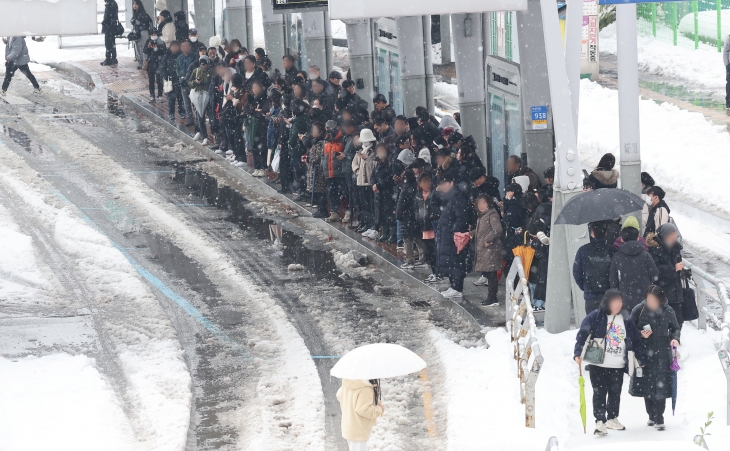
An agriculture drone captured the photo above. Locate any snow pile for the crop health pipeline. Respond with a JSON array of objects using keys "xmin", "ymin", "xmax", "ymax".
[
  {"xmin": 678, "ymin": 10, "xmax": 730, "ymax": 45},
  {"xmin": 333, "ymin": 250, "xmax": 368, "ymax": 269},
  {"xmin": 0, "ymin": 354, "xmax": 137, "ymax": 451},
  {"xmin": 600, "ymin": 23, "xmax": 726, "ymax": 90},
  {"xmin": 430, "ymin": 325, "xmax": 730, "ymax": 450},
  {"xmin": 0, "ymin": 144, "xmax": 192, "ymax": 451},
  {"xmin": 19, "ymin": 116, "xmax": 326, "ymax": 450},
  {"xmin": 578, "ymin": 79, "xmax": 730, "ymax": 218}
]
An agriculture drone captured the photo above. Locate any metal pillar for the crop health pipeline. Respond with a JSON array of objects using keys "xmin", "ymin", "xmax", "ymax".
[
  {"xmin": 302, "ymin": 11, "xmax": 330, "ymax": 77},
  {"xmin": 396, "ymin": 16, "xmax": 429, "ymax": 116},
  {"xmin": 344, "ymin": 19, "xmax": 375, "ymax": 110},
  {"xmin": 452, "ymin": 13, "xmax": 488, "ymax": 162},
  {"xmin": 224, "ymin": 0, "xmax": 251, "ymax": 47},
  {"xmin": 192, "ymin": 0, "xmax": 214, "ymax": 41},
  {"xmin": 617, "ymin": 4, "xmax": 642, "ymax": 198},
  {"xmin": 260, "ymin": 0, "xmax": 286, "ymax": 65},
  {"xmin": 539, "ymin": 0, "xmax": 586, "ymax": 333},
  {"xmin": 440, "ymin": 15, "xmax": 452, "ymax": 63},
  {"xmin": 324, "ymin": 12, "xmax": 333, "ymax": 75},
  {"xmin": 423, "ymin": 15, "xmax": 435, "ymax": 115},
  {"xmin": 516, "ymin": 0, "xmax": 555, "ymax": 180},
  {"xmin": 565, "ymin": 0, "xmax": 583, "ymax": 137}
]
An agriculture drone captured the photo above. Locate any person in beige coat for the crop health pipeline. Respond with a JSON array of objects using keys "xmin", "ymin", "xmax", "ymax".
[
  {"xmin": 470, "ymin": 194, "xmax": 503, "ymax": 306},
  {"xmin": 336, "ymin": 379, "xmax": 384, "ymax": 451}
]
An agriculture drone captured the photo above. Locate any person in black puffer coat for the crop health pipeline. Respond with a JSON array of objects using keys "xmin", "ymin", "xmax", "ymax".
[
  {"xmin": 396, "ymin": 169, "xmax": 422, "ymax": 268},
  {"xmin": 502, "ymin": 183, "xmax": 528, "ymax": 271},
  {"xmin": 609, "ymin": 219, "xmax": 659, "ymax": 312},
  {"xmin": 143, "ymin": 30, "xmax": 166, "ymax": 101},
  {"xmin": 646, "ymin": 223, "xmax": 685, "ymax": 325},
  {"xmin": 173, "ymin": 11, "xmax": 189, "ymax": 43},
  {"xmin": 415, "ymin": 172, "xmax": 440, "ymax": 278},
  {"xmin": 630, "ymin": 285, "xmax": 681, "ymax": 430},
  {"xmin": 436, "ymin": 174, "xmax": 470, "ymax": 298},
  {"xmin": 101, "ymin": 0, "xmax": 120, "ymax": 65},
  {"xmin": 243, "ymin": 81, "xmax": 271, "ymax": 173},
  {"xmin": 372, "ymin": 143, "xmax": 397, "ymax": 243}
]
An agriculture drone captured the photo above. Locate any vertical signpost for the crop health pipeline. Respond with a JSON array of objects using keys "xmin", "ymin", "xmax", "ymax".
[{"xmin": 581, "ymin": 0, "xmax": 599, "ymax": 79}]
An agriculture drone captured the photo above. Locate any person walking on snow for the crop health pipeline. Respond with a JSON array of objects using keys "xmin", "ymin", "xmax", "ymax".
[
  {"xmin": 101, "ymin": 0, "xmax": 120, "ymax": 66},
  {"xmin": 336, "ymin": 379, "xmax": 384, "ymax": 451},
  {"xmin": 2, "ymin": 36, "xmax": 40, "ymax": 95},
  {"xmin": 574, "ymin": 221, "xmax": 617, "ymax": 314},
  {"xmin": 574, "ymin": 289, "xmax": 645, "ymax": 436}
]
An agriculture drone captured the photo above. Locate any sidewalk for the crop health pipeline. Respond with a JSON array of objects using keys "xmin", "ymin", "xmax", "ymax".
[{"xmin": 50, "ymin": 57, "xmax": 511, "ymax": 332}]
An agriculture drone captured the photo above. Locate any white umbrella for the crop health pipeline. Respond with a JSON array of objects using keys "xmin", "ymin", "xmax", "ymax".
[{"xmin": 330, "ymin": 343, "xmax": 427, "ymax": 379}]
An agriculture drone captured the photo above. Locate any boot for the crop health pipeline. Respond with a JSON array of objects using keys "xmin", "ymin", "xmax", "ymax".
[
  {"xmin": 313, "ymin": 209, "xmax": 328, "ymax": 219},
  {"xmin": 348, "ymin": 220, "xmax": 360, "ymax": 230},
  {"xmin": 342, "ymin": 211, "xmax": 351, "ymax": 223},
  {"xmin": 325, "ymin": 212, "xmax": 340, "ymax": 223},
  {"xmin": 376, "ymin": 226, "xmax": 390, "ymax": 242},
  {"xmin": 356, "ymin": 223, "xmax": 369, "ymax": 233},
  {"xmin": 386, "ymin": 227, "xmax": 398, "ymax": 244}
]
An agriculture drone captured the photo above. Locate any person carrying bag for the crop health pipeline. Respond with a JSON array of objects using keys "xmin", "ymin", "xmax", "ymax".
[{"xmin": 574, "ymin": 289, "xmax": 645, "ymax": 436}]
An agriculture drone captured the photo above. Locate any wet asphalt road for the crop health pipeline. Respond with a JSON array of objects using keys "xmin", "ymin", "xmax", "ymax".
[{"xmin": 0, "ymin": 70, "xmax": 475, "ymax": 450}]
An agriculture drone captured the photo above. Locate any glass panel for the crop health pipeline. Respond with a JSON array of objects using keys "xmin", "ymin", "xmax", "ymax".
[
  {"xmin": 504, "ymin": 96, "xmax": 522, "ymax": 163},
  {"xmin": 389, "ymin": 52, "xmax": 403, "ymax": 115},
  {"xmin": 489, "ymin": 92, "xmax": 506, "ymax": 189},
  {"xmin": 377, "ymin": 48, "xmax": 389, "ymax": 97}
]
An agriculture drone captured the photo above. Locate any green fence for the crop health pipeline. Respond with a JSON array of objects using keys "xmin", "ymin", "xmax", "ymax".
[{"xmin": 637, "ymin": 0, "xmax": 730, "ymax": 51}]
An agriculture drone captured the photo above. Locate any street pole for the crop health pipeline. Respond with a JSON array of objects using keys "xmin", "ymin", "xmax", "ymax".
[
  {"xmin": 565, "ymin": 0, "xmax": 583, "ymax": 137},
  {"xmin": 539, "ymin": 0, "xmax": 586, "ymax": 333},
  {"xmin": 396, "ymin": 16, "xmax": 429, "ymax": 116},
  {"xmin": 343, "ymin": 19, "xmax": 375, "ymax": 110},
  {"xmin": 191, "ymin": 0, "xmax": 214, "ymax": 42},
  {"xmin": 452, "ymin": 13, "xmax": 488, "ymax": 162},
  {"xmin": 617, "ymin": 4, "xmax": 642, "ymax": 198},
  {"xmin": 302, "ymin": 11, "xmax": 330, "ymax": 78},
  {"xmin": 440, "ymin": 15, "xmax": 452, "ymax": 63},
  {"xmin": 260, "ymin": 0, "xmax": 286, "ymax": 66}
]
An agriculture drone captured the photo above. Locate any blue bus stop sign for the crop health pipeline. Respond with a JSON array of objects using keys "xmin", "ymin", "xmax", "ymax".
[{"xmin": 531, "ymin": 106, "xmax": 548, "ymax": 130}]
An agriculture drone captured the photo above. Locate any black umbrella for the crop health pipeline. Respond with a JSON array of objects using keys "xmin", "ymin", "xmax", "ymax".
[{"xmin": 554, "ymin": 188, "xmax": 644, "ymax": 225}]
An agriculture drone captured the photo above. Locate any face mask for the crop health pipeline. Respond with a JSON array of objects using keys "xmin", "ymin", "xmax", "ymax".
[
  {"xmin": 308, "ymin": 73, "xmax": 318, "ymax": 80},
  {"xmin": 645, "ymin": 196, "xmax": 653, "ymax": 205},
  {"xmin": 150, "ymin": 36, "xmax": 158, "ymax": 41},
  {"xmin": 190, "ymin": 36, "xmax": 198, "ymax": 42}
]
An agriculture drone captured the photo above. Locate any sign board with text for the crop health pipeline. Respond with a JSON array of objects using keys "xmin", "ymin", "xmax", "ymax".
[
  {"xmin": 531, "ymin": 106, "xmax": 548, "ymax": 130},
  {"xmin": 580, "ymin": 0, "xmax": 599, "ymax": 79},
  {"xmin": 329, "ymin": 0, "xmax": 527, "ymax": 20}
]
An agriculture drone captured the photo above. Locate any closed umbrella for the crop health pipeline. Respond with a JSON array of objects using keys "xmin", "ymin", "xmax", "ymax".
[
  {"xmin": 579, "ymin": 364, "xmax": 587, "ymax": 434},
  {"xmin": 512, "ymin": 232, "xmax": 535, "ymax": 277},
  {"xmin": 670, "ymin": 344, "xmax": 681, "ymax": 415},
  {"xmin": 554, "ymin": 188, "xmax": 644, "ymax": 225},
  {"xmin": 330, "ymin": 343, "xmax": 427, "ymax": 380}
]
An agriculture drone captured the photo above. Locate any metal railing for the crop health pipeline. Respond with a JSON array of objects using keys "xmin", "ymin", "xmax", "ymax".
[
  {"xmin": 505, "ymin": 256, "xmax": 544, "ymax": 428},
  {"xmin": 684, "ymin": 260, "xmax": 730, "ymax": 425}
]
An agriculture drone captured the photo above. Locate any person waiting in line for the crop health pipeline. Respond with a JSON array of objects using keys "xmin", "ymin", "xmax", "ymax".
[
  {"xmin": 242, "ymin": 80, "xmax": 270, "ymax": 176},
  {"xmin": 506, "ymin": 155, "xmax": 541, "ymax": 192},
  {"xmin": 371, "ymin": 142, "xmax": 397, "ymax": 243},
  {"xmin": 396, "ymin": 169, "xmax": 423, "ymax": 269},
  {"xmin": 172, "ymin": 11, "xmax": 189, "ymax": 42},
  {"xmin": 588, "ymin": 153, "xmax": 619, "ymax": 189},
  {"xmin": 646, "ymin": 223, "xmax": 685, "ymax": 326},
  {"xmin": 642, "ymin": 186, "xmax": 671, "ymax": 237},
  {"xmin": 609, "ymin": 217, "xmax": 659, "ymax": 312},
  {"xmin": 574, "ymin": 221, "xmax": 618, "ymax": 314},
  {"xmin": 371, "ymin": 94, "xmax": 397, "ymax": 126},
  {"xmin": 352, "ymin": 130, "xmax": 377, "ymax": 235},
  {"xmin": 130, "ymin": 0, "xmax": 153, "ymax": 69},
  {"xmin": 527, "ymin": 217, "xmax": 550, "ymax": 312},
  {"xmin": 176, "ymin": 40, "xmax": 197, "ymax": 125},
  {"xmin": 143, "ymin": 30, "xmax": 166, "ymax": 102},
  {"xmin": 416, "ymin": 172, "xmax": 440, "ymax": 284},
  {"xmin": 336, "ymin": 379, "xmax": 384, "ymax": 451},
  {"xmin": 287, "ymin": 99, "xmax": 311, "ymax": 201},
  {"xmin": 189, "ymin": 56, "xmax": 214, "ymax": 144},
  {"xmin": 159, "ymin": 40, "xmax": 184, "ymax": 121},
  {"xmin": 501, "ymin": 183, "xmax": 528, "ymax": 272},
  {"xmin": 305, "ymin": 121, "xmax": 328, "ymax": 218},
  {"xmin": 221, "ymin": 73, "xmax": 245, "ymax": 167},
  {"xmin": 328, "ymin": 70, "xmax": 342, "ymax": 98},
  {"xmin": 629, "ymin": 285, "xmax": 681, "ymax": 431},
  {"xmin": 156, "ymin": 10, "xmax": 176, "ymax": 47},
  {"xmin": 470, "ymin": 194, "xmax": 503, "ymax": 306},
  {"xmin": 321, "ymin": 120, "xmax": 347, "ymax": 222},
  {"xmin": 574, "ymin": 289, "xmax": 645, "ymax": 436},
  {"xmin": 101, "ymin": 0, "xmax": 120, "ymax": 66},
  {"xmin": 436, "ymin": 174, "xmax": 470, "ymax": 299}
]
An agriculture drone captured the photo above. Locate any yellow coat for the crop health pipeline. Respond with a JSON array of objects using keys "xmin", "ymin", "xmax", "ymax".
[{"xmin": 336, "ymin": 379, "xmax": 383, "ymax": 441}]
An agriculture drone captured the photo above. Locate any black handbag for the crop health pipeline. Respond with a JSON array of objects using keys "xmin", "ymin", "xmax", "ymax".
[
  {"xmin": 681, "ymin": 269, "xmax": 699, "ymax": 321},
  {"xmin": 127, "ymin": 31, "xmax": 141, "ymax": 42},
  {"xmin": 114, "ymin": 21, "xmax": 125, "ymax": 36}
]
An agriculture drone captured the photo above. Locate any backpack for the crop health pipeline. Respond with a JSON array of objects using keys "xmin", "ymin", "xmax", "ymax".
[{"xmin": 584, "ymin": 244, "xmax": 614, "ymax": 293}]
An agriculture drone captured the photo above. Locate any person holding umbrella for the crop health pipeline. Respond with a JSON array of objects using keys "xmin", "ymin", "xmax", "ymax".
[
  {"xmin": 574, "ymin": 289, "xmax": 644, "ymax": 435},
  {"xmin": 629, "ymin": 285, "xmax": 681, "ymax": 431},
  {"xmin": 336, "ymin": 379, "xmax": 384, "ymax": 450}
]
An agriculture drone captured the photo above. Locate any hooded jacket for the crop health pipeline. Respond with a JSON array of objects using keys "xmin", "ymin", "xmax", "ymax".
[
  {"xmin": 4, "ymin": 37, "xmax": 30, "ymax": 66},
  {"xmin": 573, "ymin": 237, "xmax": 617, "ymax": 309},
  {"xmin": 336, "ymin": 379, "xmax": 383, "ymax": 442},
  {"xmin": 609, "ymin": 240, "xmax": 659, "ymax": 311},
  {"xmin": 589, "ymin": 169, "xmax": 620, "ymax": 189},
  {"xmin": 470, "ymin": 207, "xmax": 503, "ymax": 272},
  {"xmin": 646, "ymin": 233, "xmax": 684, "ymax": 305},
  {"xmin": 322, "ymin": 130, "xmax": 345, "ymax": 178}
]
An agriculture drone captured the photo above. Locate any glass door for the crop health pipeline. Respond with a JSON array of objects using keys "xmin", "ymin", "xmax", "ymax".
[
  {"xmin": 504, "ymin": 95, "xmax": 522, "ymax": 164},
  {"xmin": 389, "ymin": 51, "xmax": 403, "ymax": 115},
  {"xmin": 489, "ymin": 92, "xmax": 507, "ymax": 190}
]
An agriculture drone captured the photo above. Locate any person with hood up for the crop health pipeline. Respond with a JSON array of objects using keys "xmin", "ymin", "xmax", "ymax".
[
  {"xmin": 470, "ymin": 194, "xmax": 503, "ymax": 305},
  {"xmin": 396, "ymin": 169, "xmax": 423, "ymax": 269},
  {"xmin": 242, "ymin": 80, "xmax": 271, "ymax": 176},
  {"xmin": 436, "ymin": 174, "xmax": 470, "ymax": 299},
  {"xmin": 172, "ymin": 11, "xmax": 189, "ymax": 42},
  {"xmin": 336, "ymin": 379, "xmax": 384, "ymax": 451},
  {"xmin": 574, "ymin": 289, "xmax": 645, "ymax": 436},
  {"xmin": 156, "ymin": 10, "xmax": 176, "ymax": 47},
  {"xmin": 588, "ymin": 153, "xmax": 620, "ymax": 189},
  {"xmin": 352, "ymin": 129, "xmax": 378, "ymax": 235},
  {"xmin": 371, "ymin": 142, "xmax": 397, "ymax": 243},
  {"xmin": 574, "ymin": 221, "xmax": 618, "ymax": 314},
  {"xmin": 609, "ymin": 216, "xmax": 659, "ymax": 312},
  {"xmin": 130, "ymin": 0, "xmax": 153, "ymax": 68},
  {"xmin": 629, "ymin": 285, "xmax": 681, "ymax": 431},
  {"xmin": 646, "ymin": 223, "xmax": 685, "ymax": 325},
  {"xmin": 2, "ymin": 36, "xmax": 41, "ymax": 94},
  {"xmin": 642, "ymin": 186, "xmax": 670, "ymax": 238},
  {"xmin": 321, "ymin": 120, "xmax": 347, "ymax": 222},
  {"xmin": 101, "ymin": 0, "xmax": 120, "ymax": 66}
]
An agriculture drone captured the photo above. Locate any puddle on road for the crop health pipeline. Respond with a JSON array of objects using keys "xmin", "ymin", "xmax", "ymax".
[{"xmin": 0, "ymin": 124, "xmax": 54, "ymax": 156}]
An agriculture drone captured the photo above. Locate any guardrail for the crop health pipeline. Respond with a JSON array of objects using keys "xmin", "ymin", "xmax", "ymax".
[
  {"xmin": 505, "ymin": 256, "xmax": 544, "ymax": 428},
  {"xmin": 684, "ymin": 260, "xmax": 730, "ymax": 425}
]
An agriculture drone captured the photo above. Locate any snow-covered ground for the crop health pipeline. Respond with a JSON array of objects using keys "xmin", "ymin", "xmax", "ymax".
[
  {"xmin": 0, "ymin": 354, "xmax": 138, "ymax": 451},
  {"xmin": 431, "ymin": 326, "xmax": 729, "ymax": 450},
  {"xmin": 0, "ymin": 38, "xmax": 134, "ymax": 68},
  {"xmin": 600, "ymin": 23, "xmax": 726, "ymax": 91}
]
